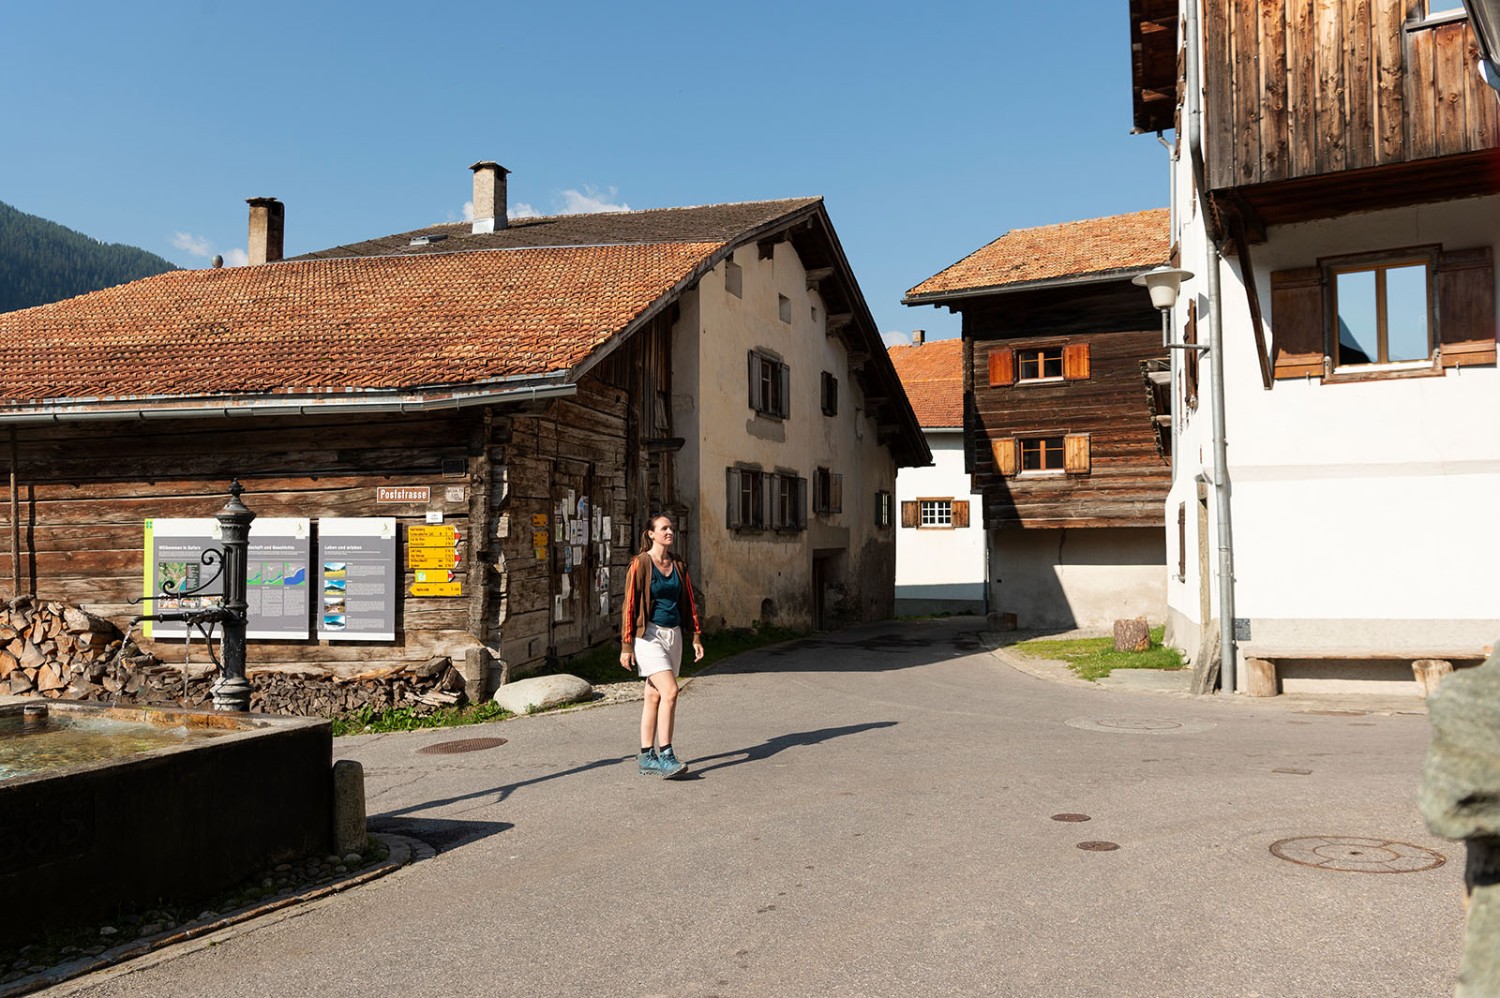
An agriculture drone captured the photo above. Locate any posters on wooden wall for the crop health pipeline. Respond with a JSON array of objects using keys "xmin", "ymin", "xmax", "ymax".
[
  {"xmin": 143, "ymin": 518, "xmax": 312, "ymax": 640},
  {"xmin": 318, "ymin": 518, "xmax": 397, "ymax": 641}
]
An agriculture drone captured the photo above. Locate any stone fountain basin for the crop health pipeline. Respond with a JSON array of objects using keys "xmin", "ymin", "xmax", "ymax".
[{"xmin": 0, "ymin": 698, "xmax": 332, "ymax": 941}]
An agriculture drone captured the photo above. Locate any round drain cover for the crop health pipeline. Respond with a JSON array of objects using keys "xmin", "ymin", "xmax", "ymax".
[
  {"xmin": 1269, "ymin": 836, "xmax": 1444, "ymax": 873},
  {"xmin": 418, "ymin": 737, "xmax": 508, "ymax": 755},
  {"xmin": 1096, "ymin": 718, "xmax": 1181, "ymax": 731},
  {"xmin": 1052, "ymin": 813, "xmax": 1092, "ymax": 823},
  {"xmin": 1077, "ymin": 841, "xmax": 1120, "ymax": 852}
]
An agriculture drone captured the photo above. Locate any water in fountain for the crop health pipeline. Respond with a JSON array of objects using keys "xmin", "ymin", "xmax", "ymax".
[{"xmin": 0, "ymin": 704, "xmax": 230, "ymax": 781}]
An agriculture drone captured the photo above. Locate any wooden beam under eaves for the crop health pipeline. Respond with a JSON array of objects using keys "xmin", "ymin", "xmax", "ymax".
[
  {"xmin": 825, "ymin": 312, "xmax": 852, "ymax": 329},
  {"xmin": 804, "ymin": 267, "xmax": 834, "ymax": 289}
]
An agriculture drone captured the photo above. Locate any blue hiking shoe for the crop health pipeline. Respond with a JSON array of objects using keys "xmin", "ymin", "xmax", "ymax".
[
  {"xmin": 638, "ymin": 749, "xmax": 660, "ymax": 776},
  {"xmin": 655, "ymin": 746, "xmax": 688, "ymax": 779}
]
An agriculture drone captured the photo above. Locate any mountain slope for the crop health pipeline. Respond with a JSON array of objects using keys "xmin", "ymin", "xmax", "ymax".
[{"xmin": 0, "ymin": 200, "xmax": 178, "ymax": 313}]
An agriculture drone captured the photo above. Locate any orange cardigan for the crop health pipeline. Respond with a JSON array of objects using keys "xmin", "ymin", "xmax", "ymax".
[{"xmin": 620, "ymin": 551, "xmax": 701, "ymax": 646}]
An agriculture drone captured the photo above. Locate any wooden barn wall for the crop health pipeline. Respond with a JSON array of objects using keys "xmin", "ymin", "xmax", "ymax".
[
  {"xmin": 1206, "ymin": 0, "xmax": 1499, "ymax": 190},
  {"xmin": 0, "ymin": 410, "xmax": 488, "ymax": 675},
  {"xmin": 968, "ymin": 330, "xmax": 1170, "ymax": 529},
  {"xmin": 493, "ymin": 319, "xmax": 669, "ymax": 679}
]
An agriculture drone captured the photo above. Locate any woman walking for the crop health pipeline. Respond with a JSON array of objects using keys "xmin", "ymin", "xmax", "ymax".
[{"xmin": 620, "ymin": 514, "xmax": 703, "ymax": 778}]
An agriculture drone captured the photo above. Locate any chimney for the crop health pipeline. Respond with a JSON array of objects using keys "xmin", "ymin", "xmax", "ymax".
[
  {"xmin": 912, "ymin": 329, "xmax": 926, "ymax": 345},
  {"xmin": 246, "ymin": 197, "xmax": 284, "ymax": 265},
  {"xmin": 470, "ymin": 161, "xmax": 510, "ymax": 234}
]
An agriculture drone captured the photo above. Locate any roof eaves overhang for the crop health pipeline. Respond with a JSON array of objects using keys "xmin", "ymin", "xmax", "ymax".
[
  {"xmin": 0, "ymin": 373, "xmax": 576, "ymax": 425},
  {"xmin": 903, "ymin": 265, "xmax": 1161, "ymax": 308}
]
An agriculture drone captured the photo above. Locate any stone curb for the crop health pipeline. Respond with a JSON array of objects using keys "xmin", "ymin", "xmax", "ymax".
[{"xmin": 5, "ymin": 833, "xmax": 428, "ymax": 997}]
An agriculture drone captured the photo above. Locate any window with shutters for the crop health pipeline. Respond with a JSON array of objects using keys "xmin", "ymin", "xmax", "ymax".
[
  {"xmin": 747, "ymin": 350, "xmax": 790, "ymax": 418},
  {"xmin": 726, "ymin": 466, "xmax": 807, "ymax": 533},
  {"xmin": 874, "ymin": 490, "xmax": 893, "ymax": 528},
  {"xmin": 1270, "ymin": 245, "xmax": 1495, "ymax": 381},
  {"xmin": 899, "ymin": 498, "xmax": 971, "ymax": 529},
  {"xmin": 988, "ymin": 342, "xmax": 1091, "ymax": 386},
  {"xmin": 990, "ymin": 434, "xmax": 1091, "ymax": 477},
  {"xmin": 813, "ymin": 467, "xmax": 842, "ymax": 514},
  {"xmin": 820, "ymin": 371, "xmax": 838, "ymax": 416}
]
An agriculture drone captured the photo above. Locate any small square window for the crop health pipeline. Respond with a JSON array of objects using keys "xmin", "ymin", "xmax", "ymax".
[
  {"xmin": 918, "ymin": 500, "xmax": 953, "ymax": 528},
  {"xmin": 1017, "ymin": 347, "xmax": 1065, "ymax": 381},
  {"xmin": 725, "ymin": 260, "xmax": 743, "ymax": 299},
  {"xmin": 778, "ymin": 294, "xmax": 792, "ymax": 323},
  {"xmin": 1020, "ymin": 436, "xmax": 1066, "ymax": 472}
]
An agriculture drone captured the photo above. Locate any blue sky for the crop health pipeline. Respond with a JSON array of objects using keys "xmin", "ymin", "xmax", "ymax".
[{"xmin": 1, "ymin": 0, "xmax": 1167, "ymax": 342}]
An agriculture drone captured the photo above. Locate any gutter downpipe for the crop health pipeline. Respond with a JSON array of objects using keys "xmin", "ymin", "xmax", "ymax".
[
  {"xmin": 1157, "ymin": 131, "xmax": 1181, "ymax": 465},
  {"xmin": 1186, "ymin": 0, "xmax": 1238, "ymax": 693}
]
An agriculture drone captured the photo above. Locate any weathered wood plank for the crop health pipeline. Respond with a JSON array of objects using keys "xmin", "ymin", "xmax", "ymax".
[
  {"xmin": 1406, "ymin": 22, "xmax": 1438, "ymax": 160},
  {"xmin": 1372, "ymin": 0, "xmax": 1406, "ymax": 165},
  {"xmin": 1286, "ymin": 0, "xmax": 1320, "ymax": 177},
  {"xmin": 1433, "ymin": 21, "xmax": 1469, "ymax": 158},
  {"xmin": 1233, "ymin": 0, "xmax": 1264, "ymax": 185},
  {"xmin": 1314, "ymin": 0, "xmax": 1347, "ymax": 173},
  {"xmin": 1343, "ymin": 0, "xmax": 1375, "ymax": 171},
  {"xmin": 1259, "ymin": 0, "xmax": 1291, "ymax": 179},
  {"xmin": 1206, "ymin": 0, "xmax": 1238, "ymax": 187}
]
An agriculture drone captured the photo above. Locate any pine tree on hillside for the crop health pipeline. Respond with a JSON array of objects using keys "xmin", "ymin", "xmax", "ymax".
[{"xmin": 0, "ymin": 200, "xmax": 179, "ymax": 313}]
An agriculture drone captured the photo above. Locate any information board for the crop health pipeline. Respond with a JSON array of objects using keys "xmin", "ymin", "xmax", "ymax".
[
  {"xmin": 318, "ymin": 518, "xmax": 397, "ymax": 641},
  {"xmin": 143, "ymin": 518, "xmax": 312, "ymax": 640}
]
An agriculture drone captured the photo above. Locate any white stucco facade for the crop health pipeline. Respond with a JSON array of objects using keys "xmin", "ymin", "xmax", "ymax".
[
  {"xmin": 1166, "ymin": 166, "xmax": 1500, "ymax": 686},
  {"xmin": 674, "ymin": 242, "xmax": 900, "ymax": 630},
  {"xmin": 894, "ymin": 429, "xmax": 985, "ymax": 615}
]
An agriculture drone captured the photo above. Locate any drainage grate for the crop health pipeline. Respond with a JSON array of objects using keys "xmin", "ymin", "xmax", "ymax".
[
  {"xmin": 1269, "ymin": 836, "xmax": 1444, "ymax": 873},
  {"xmin": 1077, "ymin": 841, "xmax": 1120, "ymax": 852},
  {"xmin": 418, "ymin": 737, "xmax": 508, "ymax": 755},
  {"xmin": 1052, "ymin": 813, "xmax": 1092, "ymax": 823}
]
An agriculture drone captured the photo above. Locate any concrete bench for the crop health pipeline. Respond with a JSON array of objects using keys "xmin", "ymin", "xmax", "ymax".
[{"xmin": 1238, "ymin": 645, "xmax": 1492, "ymax": 698}]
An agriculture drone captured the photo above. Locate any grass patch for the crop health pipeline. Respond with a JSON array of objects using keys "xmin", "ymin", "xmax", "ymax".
[
  {"xmin": 331, "ymin": 700, "xmax": 511, "ymax": 736},
  {"xmin": 1014, "ymin": 626, "xmax": 1184, "ymax": 682}
]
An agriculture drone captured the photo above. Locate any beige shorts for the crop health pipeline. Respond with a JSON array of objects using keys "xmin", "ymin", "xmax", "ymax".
[{"xmin": 634, "ymin": 623, "xmax": 682, "ymax": 679}]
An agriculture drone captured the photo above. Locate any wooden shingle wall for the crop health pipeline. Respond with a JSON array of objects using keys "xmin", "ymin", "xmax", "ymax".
[{"xmin": 1206, "ymin": 0, "xmax": 1499, "ymax": 190}]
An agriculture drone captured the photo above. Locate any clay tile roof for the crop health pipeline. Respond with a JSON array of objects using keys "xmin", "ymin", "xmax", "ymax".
[
  {"xmin": 0, "ymin": 242, "xmax": 720, "ymax": 404},
  {"xmin": 887, "ymin": 338, "xmax": 963, "ymax": 428},
  {"xmin": 905, "ymin": 207, "xmax": 1169, "ymax": 300}
]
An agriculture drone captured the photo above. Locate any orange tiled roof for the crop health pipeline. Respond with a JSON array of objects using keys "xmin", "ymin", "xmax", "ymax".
[
  {"xmin": 887, "ymin": 338, "xmax": 963, "ymax": 428},
  {"xmin": 905, "ymin": 208, "xmax": 1169, "ymax": 299},
  {"xmin": 0, "ymin": 242, "xmax": 720, "ymax": 404}
]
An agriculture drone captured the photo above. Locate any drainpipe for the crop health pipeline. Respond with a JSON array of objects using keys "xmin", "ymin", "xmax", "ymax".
[
  {"xmin": 1185, "ymin": 0, "xmax": 1238, "ymax": 693},
  {"xmin": 1157, "ymin": 131, "xmax": 1182, "ymax": 465}
]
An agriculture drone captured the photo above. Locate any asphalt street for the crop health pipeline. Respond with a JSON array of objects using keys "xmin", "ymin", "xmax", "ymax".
[{"xmin": 51, "ymin": 617, "xmax": 1465, "ymax": 997}]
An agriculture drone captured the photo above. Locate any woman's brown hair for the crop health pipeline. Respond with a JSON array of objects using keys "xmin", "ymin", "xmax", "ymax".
[{"xmin": 638, "ymin": 514, "xmax": 671, "ymax": 553}]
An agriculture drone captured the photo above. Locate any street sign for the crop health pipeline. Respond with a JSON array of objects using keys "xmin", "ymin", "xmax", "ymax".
[{"xmin": 409, "ymin": 582, "xmax": 463, "ymax": 597}]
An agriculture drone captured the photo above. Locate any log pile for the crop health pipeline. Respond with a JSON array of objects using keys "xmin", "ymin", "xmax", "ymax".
[{"xmin": 0, "ymin": 596, "xmax": 469, "ymax": 718}]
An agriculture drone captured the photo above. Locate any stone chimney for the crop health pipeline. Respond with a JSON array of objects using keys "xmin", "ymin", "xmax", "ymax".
[
  {"xmin": 912, "ymin": 329, "xmax": 926, "ymax": 345},
  {"xmin": 246, "ymin": 197, "xmax": 284, "ymax": 265},
  {"xmin": 470, "ymin": 162, "xmax": 510, "ymax": 234}
]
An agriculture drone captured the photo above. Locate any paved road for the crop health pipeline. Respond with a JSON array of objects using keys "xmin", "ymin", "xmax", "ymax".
[{"xmin": 55, "ymin": 618, "xmax": 1464, "ymax": 997}]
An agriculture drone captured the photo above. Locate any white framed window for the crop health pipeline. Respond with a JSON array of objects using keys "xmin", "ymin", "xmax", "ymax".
[{"xmin": 919, "ymin": 500, "xmax": 953, "ymax": 528}]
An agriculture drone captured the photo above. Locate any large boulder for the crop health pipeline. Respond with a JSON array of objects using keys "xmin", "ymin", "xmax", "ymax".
[{"xmin": 492, "ymin": 674, "xmax": 592, "ymax": 714}]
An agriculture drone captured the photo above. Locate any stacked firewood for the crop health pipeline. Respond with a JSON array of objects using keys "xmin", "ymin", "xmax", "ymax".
[{"xmin": 0, "ymin": 596, "xmax": 469, "ymax": 717}]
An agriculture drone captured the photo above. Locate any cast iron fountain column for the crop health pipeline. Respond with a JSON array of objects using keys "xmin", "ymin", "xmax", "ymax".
[{"xmin": 210, "ymin": 480, "xmax": 255, "ymax": 712}]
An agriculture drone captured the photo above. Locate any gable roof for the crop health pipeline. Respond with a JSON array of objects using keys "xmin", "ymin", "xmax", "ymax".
[
  {"xmin": 887, "ymin": 339, "xmax": 963, "ymax": 429},
  {"xmin": 0, "ymin": 242, "xmax": 718, "ymax": 404},
  {"xmin": 0, "ymin": 194, "xmax": 928, "ymax": 464},
  {"xmin": 904, "ymin": 208, "xmax": 1170, "ymax": 303}
]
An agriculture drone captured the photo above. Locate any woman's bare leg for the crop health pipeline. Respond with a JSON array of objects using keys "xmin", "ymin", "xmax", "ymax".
[
  {"xmin": 646, "ymin": 670, "xmax": 679, "ymax": 747},
  {"xmin": 640, "ymin": 679, "xmax": 661, "ymax": 749}
]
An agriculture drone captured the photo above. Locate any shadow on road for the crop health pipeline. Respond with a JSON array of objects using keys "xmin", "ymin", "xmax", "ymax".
[{"xmin": 685, "ymin": 721, "xmax": 898, "ymax": 777}]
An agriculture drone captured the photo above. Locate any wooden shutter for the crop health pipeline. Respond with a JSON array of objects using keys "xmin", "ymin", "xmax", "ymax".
[
  {"xmin": 988, "ymin": 347, "xmax": 1015, "ymax": 386},
  {"xmin": 1184, "ymin": 299, "xmax": 1200, "ymax": 409},
  {"xmin": 1063, "ymin": 343, "xmax": 1091, "ymax": 380},
  {"xmin": 778, "ymin": 363, "xmax": 791, "ymax": 418},
  {"xmin": 726, "ymin": 468, "xmax": 743, "ymax": 528},
  {"xmin": 1436, "ymin": 247, "xmax": 1497, "ymax": 367},
  {"xmin": 831, "ymin": 473, "xmax": 843, "ymax": 514},
  {"xmin": 952, "ymin": 500, "xmax": 970, "ymax": 528},
  {"xmin": 900, "ymin": 500, "xmax": 919, "ymax": 528},
  {"xmin": 747, "ymin": 352, "xmax": 759, "ymax": 410},
  {"xmin": 990, "ymin": 437, "xmax": 1017, "ymax": 476},
  {"xmin": 795, "ymin": 476, "xmax": 808, "ymax": 529},
  {"xmin": 1270, "ymin": 267, "xmax": 1327, "ymax": 378},
  {"xmin": 1064, "ymin": 434, "xmax": 1091, "ymax": 474}
]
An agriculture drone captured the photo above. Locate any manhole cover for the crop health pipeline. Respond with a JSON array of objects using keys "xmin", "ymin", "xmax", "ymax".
[
  {"xmin": 1269, "ymin": 836, "xmax": 1444, "ymax": 873},
  {"xmin": 1077, "ymin": 841, "xmax": 1119, "ymax": 852},
  {"xmin": 1065, "ymin": 716, "xmax": 1212, "ymax": 735},
  {"xmin": 1298, "ymin": 710, "xmax": 1367, "ymax": 717},
  {"xmin": 418, "ymin": 737, "xmax": 508, "ymax": 755},
  {"xmin": 1096, "ymin": 718, "xmax": 1182, "ymax": 731},
  {"xmin": 1052, "ymin": 813, "xmax": 1092, "ymax": 822}
]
